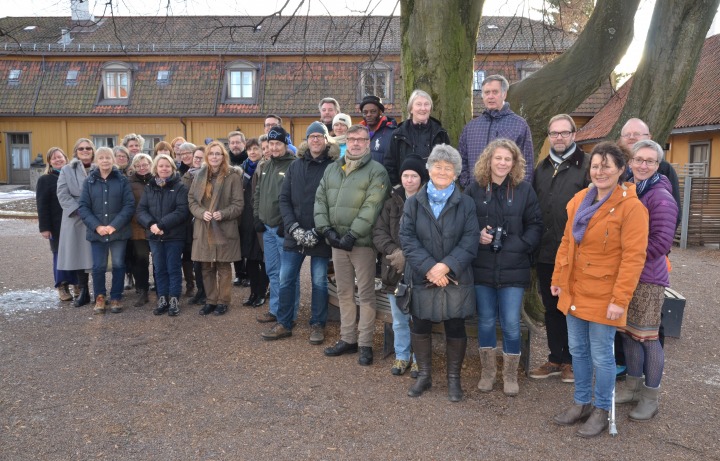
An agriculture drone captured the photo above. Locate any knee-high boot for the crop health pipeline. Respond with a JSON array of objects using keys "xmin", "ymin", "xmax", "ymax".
[
  {"xmin": 182, "ymin": 260, "xmax": 195, "ymax": 295},
  {"xmin": 408, "ymin": 333, "xmax": 432, "ymax": 397},
  {"xmin": 73, "ymin": 271, "xmax": 90, "ymax": 307},
  {"xmin": 446, "ymin": 337, "xmax": 466, "ymax": 402}
]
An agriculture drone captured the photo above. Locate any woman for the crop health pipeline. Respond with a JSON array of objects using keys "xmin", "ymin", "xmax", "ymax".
[
  {"xmin": 177, "ymin": 142, "xmax": 196, "ymax": 176},
  {"xmin": 615, "ymin": 139, "xmax": 678, "ymax": 421},
  {"xmin": 373, "ymin": 157, "xmax": 426, "ymax": 377},
  {"xmin": 551, "ymin": 141, "xmax": 649, "ymax": 437},
  {"xmin": 78, "ymin": 147, "xmax": 136, "ymax": 314},
  {"xmin": 171, "ymin": 136, "xmax": 187, "ymax": 159},
  {"xmin": 239, "ymin": 138, "xmax": 269, "ymax": 307},
  {"xmin": 385, "ymin": 89, "xmax": 451, "ymax": 185},
  {"xmin": 465, "ymin": 139, "xmax": 542, "ymax": 396},
  {"xmin": 176, "ymin": 142, "xmax": 197, "ymax": 293},
  {"xmin": 182, "ymin": 146, "xmax": 207, "ymax": 305},
  {"xmin": 114, "ymin": 146, "xmax": 131, "ymax": 175},
  {"xmin": 154, "ymin": 141, "xmax": 173, "ymax": 159},
  {"xmin": 188, "ymin": 141, "xmax": 244, "ymax": 316},
  {"xmin": 399, "ymin": 144, "xmax": 479, "ymax": 402},
  {"xmin": 57, "ymin": 138, "xmax": 96, "ymax": 307},
  {"xmin": 137, "ymin": 154, "xmax": 190, "ymax": 316},
  {"xmin": 127, "ymin": 153, "xmax": 154, "ymax": 307},
  {"xmin": 331, "ymin": 113, "xmax": 351, "ymax": 158},
  {"xmin": 36, "ymin": 147, "xmax": 78, "ymax": 301}
]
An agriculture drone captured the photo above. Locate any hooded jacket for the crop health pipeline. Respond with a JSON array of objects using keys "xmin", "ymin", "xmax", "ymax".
[
  {"xmin": 253, "ymin": 150, "xmax": 296, "ymax": 229},
  {"xmin": 136, "ymin": 173, "xmax": 189, "ymax": 242},
  {"xmin": 552, "ymin": 183, "xmax": 649, "ymax": 327},
  {"xmin": 372, "ymin": 184, "xmax": 408, "ymax": 289}
]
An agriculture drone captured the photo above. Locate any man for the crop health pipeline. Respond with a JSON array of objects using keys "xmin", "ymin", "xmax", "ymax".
[
  {"xmin": 261, "ymin": 122, "xmax": 338, "ymax": 344},
  {"xmin": 319, "ymin": 97, "xmax": 340, "ymax": 135},
  {"xmin": 227, "ymin": 130, "xmax": 248, "ymax": 166},
  {"xmin": 359, "ymin": 95, "xmax": 396, "ymax": 164},
  {"xmin": 530, "ymin": 114, "xmax": 590, "ymax": 384},
  {"xmin": 263, "ymin": 114, "xmax": 297, "ymax": 155},
  {"xmin": 458, "ymin": 74, "xmax": 534, "ymax": 187},
  {"xmin": 122, "ymin": 133, "xmax": 144, "ymax": 158},
  {"xmin": 314, "ymin": 125, "xmax": 390, "ymax": 366},
  {"xmin": 619, "ymin": 118, "xmax": 681, "ymax": 219},
  {"xmin": 253, "ymin": 126, "xmax": 299, "ymax": 324}
]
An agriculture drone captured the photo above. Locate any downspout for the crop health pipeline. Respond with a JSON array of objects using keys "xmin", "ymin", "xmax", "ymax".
[
  {"xmin": 213, "ymin": 53, "xmax": 223, "ymax": 117},
  {"xmin": 31, "ymin": 54, "xmax": 46, "ymax": 115},
  {"xmin": 180, "ymin": 117, "xmax": 187, "ymax": 139}
]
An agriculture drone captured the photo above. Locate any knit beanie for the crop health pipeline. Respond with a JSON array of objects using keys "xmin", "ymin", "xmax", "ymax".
[
  {"xmin": 267, "ymin": 126, "xmax": 289, "ymax": 145},
  {"xmin": 332, "ymin": 113, "xmax": 352, "ymax": 129},
  {"xmin": 306, "ymin": 121, "xmax": 328, "ymax": 138},
  {"xmin": 400, "ymin": 157, "xmax": 426, "ymax": 179}
]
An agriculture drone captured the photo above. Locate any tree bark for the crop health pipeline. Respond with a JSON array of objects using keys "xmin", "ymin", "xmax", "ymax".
[
  {"xmin": 610, "ymin": 0, "xmax": 720, "ymax": 145},
  {"xmin": 400, "ymin": 0, "xmax": 484, "ymax": 143},
  {"xmin": 506, "ymin": 0, "xmax": 640, "ymax": 154}
]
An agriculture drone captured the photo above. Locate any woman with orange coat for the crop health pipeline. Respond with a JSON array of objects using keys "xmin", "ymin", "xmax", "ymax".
[{"xmin": 551, "ymin": 142, "xmax": 648, "ymax": 438}]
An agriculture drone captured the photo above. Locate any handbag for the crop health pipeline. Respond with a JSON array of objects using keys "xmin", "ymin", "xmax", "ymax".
[{"xmin": 395, "ymin": 279, "xmax": 412, "ymax": 314}]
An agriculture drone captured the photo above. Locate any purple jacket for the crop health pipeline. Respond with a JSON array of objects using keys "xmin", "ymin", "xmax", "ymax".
[
  {"xmin": 638, "ymin": 175, "xmax": 678, "ymax": 287},
  {"xmin": 458, "ymin": 102, "xmax": 534, "ymax": 187}
]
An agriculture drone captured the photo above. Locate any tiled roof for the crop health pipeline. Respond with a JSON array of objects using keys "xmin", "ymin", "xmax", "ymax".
[
  {"xmin": 573, "ymin": 77, "xmax": 615, "ymax": 116},
  {"xmin": 576, "ymin": 34, "xmax": 720, "ymax": 142},
  {"xmin": 0, "ymin": 15, "xmax": 575, "ymax": 55}
]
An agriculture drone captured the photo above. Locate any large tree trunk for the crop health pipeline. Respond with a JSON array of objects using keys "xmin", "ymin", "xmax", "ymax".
[
  {"xmin": 506, "ymin": 0, "xmax": 640, "ymax": 154},
  {"xmin": 399, "ymin": 0, "xmax": 484, "ymax": 143},
  {"xmin": 610, "ymin": 0, "xmax": 720, "ymax": 144}
]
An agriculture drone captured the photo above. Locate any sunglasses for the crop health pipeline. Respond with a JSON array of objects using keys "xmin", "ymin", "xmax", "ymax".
[{"xmin": 77, "ymin": 147, "xmax": 93, "ymax": 151}]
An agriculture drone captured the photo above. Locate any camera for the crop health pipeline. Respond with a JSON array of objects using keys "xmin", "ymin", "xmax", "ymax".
[{"xmin": 487, "ymin": 226, "xmax": 507, "ymax": 253}]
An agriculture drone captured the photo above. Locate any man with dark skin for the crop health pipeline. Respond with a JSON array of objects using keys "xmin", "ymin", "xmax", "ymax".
[{"xmin": 359, "ymin": 95, "xmax": 396, "ymax": 165}]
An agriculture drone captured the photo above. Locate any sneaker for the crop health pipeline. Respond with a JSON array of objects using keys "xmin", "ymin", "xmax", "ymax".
[
  {"xmin": 256, "ymin": 312, "xmax": 277, "ymax": 323},
  {"xmin": 529, "ymin": 361, "xmax": 562, "ymax": 379},
  {"xmin": 410, "ymin": 361, "xmax": 419, "ymax": 379},
  {"xmin": 358, "ymin": 346, "xmax": 373, "ymax": 366},
  {"xmin": 109, "ymin": 300, "xmax": 122, "ymax": 314},
  {"xmin": 168, "ymin": 297, "xmax": 180, "ymax": 316},
  {"xmin": 324, "ymin": 340, "xmax": 358, "ymax": 357},
  {"xmin": 93, "ymin": 295, "xmax": 106, "ymax": 314},
  {"xmin": 154, "ymin": 296, "xmax": 169, "ymax": 315},
  {"xmin": 309, "ymin": 324, "xmax": 325, "ymax": 345},
  {"xmin": 560, "ymin": 363, "xmax": 575, "ymax": 383},
  {"xmin": 57, "ymin": 286, "xmax": 73, "ymax": 302},
  {"xmin": 261, "ymin": 323, "xmax": 292, "ymax": 341},
  {"xmin": 391, "ymin": 359, "xmax": 410, "ymax": 376}
]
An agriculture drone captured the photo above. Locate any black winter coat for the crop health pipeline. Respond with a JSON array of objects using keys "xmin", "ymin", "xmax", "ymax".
[
  {"xmin": 400, "ymin": 184, "xmax": 479, "ymax": 322},
  {"xmin": 239, "ymin": 159, "xmax": 263, "ymax": 261},
  {"xmin": 372, "ymin": 185, "xmax": 406, "ymax": 290},
  {"xmin": 78, "ymin": 167, "xmax": 135, "ymax": 243},
  {"xmin": 36, "ymin": 170, "xmax": 63, "ymax": 253},
  {"xmin": 136, "ymin": 173, "xmax": 190, "ymax": 242},
  {"xmin": 466, "ymin": 177, "xmax": 543, "ymax": 288},
  {"xmin": 280, "ymin": 142, "xmax": 338, "ymax": 257},
  {"xmin": 385, "ymin": 116, "xmax": 450, "ymax": 185}
]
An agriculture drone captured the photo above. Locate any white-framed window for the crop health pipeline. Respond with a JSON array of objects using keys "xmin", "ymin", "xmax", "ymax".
[
  {"xmin": 517, "ymin": 60, "xmax": 542, "ymax": 80},
  {"xmin": 93, "ymin": 135, "xmax": 117, "ymax": 148},
  {"xmin": 142, "ymin": 135, "xmax": 164, "ymax": 156},
  {"xmin": 157, "ymin": 70, "xmax": 170, "ymax": 84},
  {"xmin": 97, "ymin": 62, "xmax": 132, "ymax": 105},
  {"xmin": 359, "ymin": 62, "xmax": 392, "ymax": 101},
  {"xmin": 223, "ymin": 61, "xmax": 258, "ymax": 103},
  {"xmin": 689, "ymin": 142, "xmax": 711, "ymax": 177},
  {"xmin": 473, "ymin": 70, "xmax": 486, "ymax": 91},
  {"xmin": 8, "ymin": 69, "xmax": 21, "ymax": 82}
]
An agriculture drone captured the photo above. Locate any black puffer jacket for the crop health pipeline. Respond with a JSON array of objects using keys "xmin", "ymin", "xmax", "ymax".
[
  {"xmin": 239, "ymin": 159, "xmax": 263, "ymax": 261},
  {"xmin": 78, "ymin": 166, "xmax": 135, "ymax": 243},
  {"xmin": 136, "ymin": 173, "xmax": 189, "ymax": 241},
  {"xmin": 385, "ymin": 116, "xmax": 450, "ymax": 185},
  {"xmin": 465, "ymin": 177, "xmax": 543, "ymax": 288},
  {"xmin": 280, "ymin": 142, "xmax": 338, "ymax": 257},
  {"xmin": 399, "ymin": 184, "xmax": 479, "ymax": 322},
  {"xmin": 36, "ymin": 170, "xmax": 64, "ymax": 253}
]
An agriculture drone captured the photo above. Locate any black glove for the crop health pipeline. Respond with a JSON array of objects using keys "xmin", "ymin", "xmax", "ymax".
[
  {"xmin": 302, "ymin": 228, "xmax": 319, "ymax": 248},
  {"xmin": 323, "ymin": 228, "xmax": 342, "ymax": 248},
  {"xmin": 337, "ymin": 232, "xmax": 356, "ymax": 252},
  {"xmin": 254, "ymin": 217, "xmax": 265, "ymax": 233},
  {"xmin": 276, "ymin": 223, "xmax": 285, "ymax": 238}
]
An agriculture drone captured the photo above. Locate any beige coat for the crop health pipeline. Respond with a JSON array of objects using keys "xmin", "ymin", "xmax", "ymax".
[{"xmin": 188, "ymin": 165, "xmax": 244, "ymax": 262}]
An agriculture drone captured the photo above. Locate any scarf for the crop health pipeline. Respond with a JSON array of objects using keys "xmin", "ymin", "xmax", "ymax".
[
  {"xmin": 52, "ymin": 167, "xmax": 61, "ymax": 174},
  {"xmin": 549, "ymin": 143, "xmax": 577, "ymax": 166},
  {"xmin": 155, "ymin": 176, "xmax": 167, "ymax": 187},
  {"xmin": 629, "ymin": 171, "xmax": 661, "ymax": 199},
  {"xmin": 243, "ymin": 158, "xmax": 258, "ymax": 178},
  {"xmin": 572, "ymin": 185, "xmax": 613, "ymax": 244},
  {"xmin": 344, "ymin": 147, "xmax": 368, "ymax": 175},
  {"xmin": 427, "ymin": 180, "xmax": 455, "ymax": 219}
]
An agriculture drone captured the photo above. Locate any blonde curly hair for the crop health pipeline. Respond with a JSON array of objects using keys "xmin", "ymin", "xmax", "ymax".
[{"xmin": 473, "ymin": 139, "xmax": 526, "ymax": 187}]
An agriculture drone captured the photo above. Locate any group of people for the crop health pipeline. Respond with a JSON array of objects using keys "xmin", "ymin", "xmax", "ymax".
[{"xmin": 35, "ymin": 74, "xmax": 679, "ymax": 438}]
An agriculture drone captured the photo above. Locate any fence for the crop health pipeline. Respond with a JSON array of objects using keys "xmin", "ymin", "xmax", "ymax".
[{"xmin": 677, "ymin": 168, "xmax": 720, "ymax": 248}]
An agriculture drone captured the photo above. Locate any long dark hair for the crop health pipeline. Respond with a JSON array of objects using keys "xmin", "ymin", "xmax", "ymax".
[{"xmin": 589, "ymin": 141, "xmax": 629, "ymax": 184}]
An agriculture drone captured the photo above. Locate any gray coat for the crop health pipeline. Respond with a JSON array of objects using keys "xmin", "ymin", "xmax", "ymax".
[
  {"xmin": 56, "ymin": 158, "xmax": 93, "ymax": 271},
  {"xmin": 399, "ymin": 184, "xmax": 479, "ymax": 322}
]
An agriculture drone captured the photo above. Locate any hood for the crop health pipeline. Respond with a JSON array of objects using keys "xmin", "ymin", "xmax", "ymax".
[{"xmin": 297, "ymin": 141, "xmax": 341, "ymax": 161}]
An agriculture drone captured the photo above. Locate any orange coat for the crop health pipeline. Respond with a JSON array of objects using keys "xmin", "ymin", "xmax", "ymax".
[{"xmin": 551, "ymin": 183, "xmax": 649, "ymax": 327}]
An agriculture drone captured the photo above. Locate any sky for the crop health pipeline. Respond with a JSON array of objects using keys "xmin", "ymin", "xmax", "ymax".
[{"xmin": 3, "ymin": 0, "xmax": 719, "ymax": 75}]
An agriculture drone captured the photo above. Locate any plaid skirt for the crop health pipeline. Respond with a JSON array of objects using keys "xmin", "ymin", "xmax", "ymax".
[{"xmin": 618, "ymin": 282, "xmax": 664, "ymax": 341}]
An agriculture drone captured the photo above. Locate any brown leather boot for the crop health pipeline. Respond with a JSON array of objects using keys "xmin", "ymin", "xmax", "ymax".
[{"xmin": 576, "ymin": 407, "xmax": 609, "ymax": 438}]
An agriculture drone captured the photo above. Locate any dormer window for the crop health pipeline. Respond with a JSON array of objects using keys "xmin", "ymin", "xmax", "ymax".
[
  {"xmin": 97, "ymin": 61, "xmax": 132, "ymax": 105},
  {"xmin": 223, "ymin": 61, "xmax": 258, "ymax": 103},
  {"xmin": 359, "ymin": 62, "xmax": 392, "ymax": 101}
]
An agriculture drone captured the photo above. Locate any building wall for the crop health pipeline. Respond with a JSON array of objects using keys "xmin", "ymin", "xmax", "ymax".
[{"xmin": 667, "ymin": 131, "xmax": 720, "ymax": 177}]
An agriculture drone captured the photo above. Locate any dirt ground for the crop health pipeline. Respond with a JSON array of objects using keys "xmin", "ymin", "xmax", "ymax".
[{"xmin": 1, "ymin": 217, "xmax": 719, "ymax": 461}]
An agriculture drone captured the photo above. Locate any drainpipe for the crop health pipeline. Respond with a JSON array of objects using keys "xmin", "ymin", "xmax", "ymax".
[
  {"xmin": 213, "ymin": 53, "xmax": 223, "ymax": 117},
  {"xmin": 31, "ymin": 54, "xmax": 46, "ymax": 115},
  {"xmin": 180, "ymin": 117, "xmax": 187, "ymax": 140}
]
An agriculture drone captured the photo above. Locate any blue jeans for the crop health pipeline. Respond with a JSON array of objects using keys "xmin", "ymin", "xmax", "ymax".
[
  {"xmin": 388, "ymin": 293, "xmax": 412, "ymax": 361},
  {"xmin": 475, "ymin": 285, "xmax": 524, "ymax": 354},
  {"xmin": 149, "ymin": 240, "xmax": 184, "ymax": 298},
  {"xmin": 263, "ymin": 226, "xmax": 299, "ymax": 317},
  {"xmin": 566, "ymin": 313, "xmax": 616, "ymax": 411},
  {"xmin": 277, "ymin": 250, "xmax": 327, "ymax": 329},
  {"xmin": 90, "ymin": 240, "xmax": 127, "ymax": 301}
]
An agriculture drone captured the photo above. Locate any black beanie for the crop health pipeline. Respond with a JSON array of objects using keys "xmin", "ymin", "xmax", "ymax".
[
  {"xmin": 267, "ymin": 126, "xmax": 289, "ymax": 145},
  {"xmin": 400, "ymin": 157, "xmax": 426, "ymax": 179}
]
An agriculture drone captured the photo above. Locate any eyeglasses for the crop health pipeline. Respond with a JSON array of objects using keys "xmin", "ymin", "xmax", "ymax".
[
  {"xmin": 135, "ymin": 163, "xmax": 150, "ymax": 169},
  {"xmin": 621, "ymin": 132, "xmax": 649, "ymax": 139},
  {"xmin": 548, "ymin": 131, "xmax": 574, "ymax": 138},
  {"xmin": 308, "ymin": 134, "xmax": 325, "ymax": 141},
  {"xmin": 347, "ymin": 137, "xmax": 370, "ymax": 143},
  {"xmin": 180, "ymin": 151, "xmax": 193, "ymax": 156},
  {"xmin": 77, "ymin": 147, "xmax": 93, "ymax": 151},
  {"xmin": 264, "ymin": 123, "xmax": 278, "ymax": 128},
  {"xmin": 193, "ymin": 156, "xmax": 204, "ymax": 162},
  {"xmin": 631, "ymin": 158, "xmax": 658, "ymax": 167}
]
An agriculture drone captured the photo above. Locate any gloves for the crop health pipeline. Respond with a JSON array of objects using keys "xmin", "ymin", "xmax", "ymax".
[
  {"xmin": 289, "ymin": 222, "xmax": 306, "ymax": 245},
  {"xmin": 323, "ymin": 228, "xmax": 342, "ymax": 248},
  {"xmin": 253, "ymin": 217, "xmax": 265, "ymax": 233},
  {"xmin": 302, "ymin": 228, "xmax": 319, "ymax": 248},
  {"xmin": 276, "ymin": 223, "xmax": 285, "ymax": 238},
  {"xmin": 337, "ymin": 232, "xmax": 356, "ymax": 252},
  {"xmin": 387, "ymin": 248, "xmax": 406, "ymax": 273}
]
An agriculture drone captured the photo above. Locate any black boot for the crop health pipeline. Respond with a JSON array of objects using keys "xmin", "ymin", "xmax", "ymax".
[
  {"xmin": 73, "ymin": 271, "xmax": 91, "ymax": 307},
  {"xmin": 190, "ymin": 288, "xmax": 206, "ymax": 305},
  {"xmin": 446, "ymin": 337, "xmax": 467, "ymax": 402},
  {"xmin": 408, "ymin": 333, "xmax": 432, "ymax": 397},
  {"xmin": 134, "ymin": 289, "xmax": 149, "ymax": 307}
]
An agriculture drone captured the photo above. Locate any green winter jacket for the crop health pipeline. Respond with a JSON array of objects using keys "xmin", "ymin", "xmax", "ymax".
[
  {"xmin": 253, "ymin": 150, "xmax": 296, "ymax": 228},
  {"xmin": 314, "ymin": 152, "xmax": 390, "ymax": 247}
]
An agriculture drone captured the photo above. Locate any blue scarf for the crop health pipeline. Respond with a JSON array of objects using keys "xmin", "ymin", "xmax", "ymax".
[
  {"xmin": 631, "ymin": 172, "xmax": 661, "ymax": 198},
  {"xmin": 572, "ymin": 186, "xmax": 613, "ymax": 244},
  {"xmin": 427, "ymin": 181, "xmax": 454, "ymax": 219},
  {"xmin": 243, "ymin": 158, "xmax": 258, "ymax": 178}
]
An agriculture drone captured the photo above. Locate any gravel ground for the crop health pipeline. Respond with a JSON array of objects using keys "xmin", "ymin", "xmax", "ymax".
[{"xmin": 1, "ymin": 218, "xmax": 719, "ymax": 460}]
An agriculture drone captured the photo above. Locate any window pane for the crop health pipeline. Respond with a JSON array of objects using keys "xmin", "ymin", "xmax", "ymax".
[
  {"xmin": 105, "ymin": 73, "xmax": 117, "ymax": 98},
  {"xmin": 376, "ymin": 71, "xmax": 387, "ymax": 99}
]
